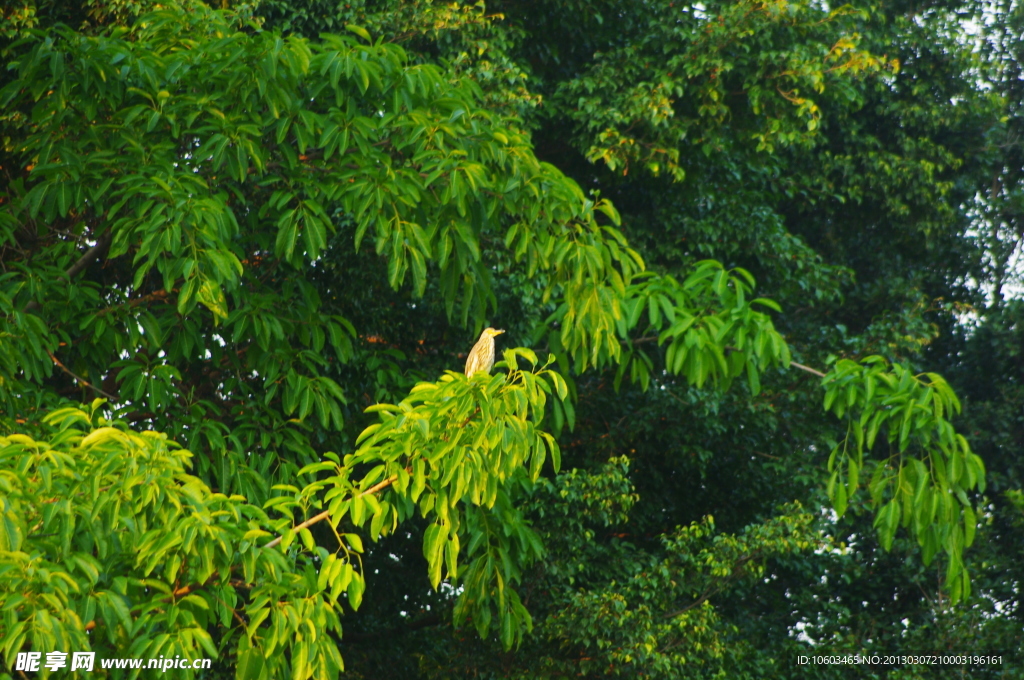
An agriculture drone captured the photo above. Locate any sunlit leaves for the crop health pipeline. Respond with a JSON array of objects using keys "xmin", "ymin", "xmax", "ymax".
[
  {"xmin": 0, "ymin": 402, "xmax": 347, "ymax": 679},
  {"xmin": 290, "ymin": 349, "xmax": 564, "ymax": 648},
  {"xmin": 822, "ymin": 357, "xmax": 982, "ymax": 602},
  {"xmin": 591, "ymin": 261, "xmax": 791, "ymax": 392},
  {"xmin": 3, "ymin": 0, "xmax": 648, "ymax": 432},
  {"xmin": 555, "ymin": 0, "xmax": 893, "ymax": 178}
]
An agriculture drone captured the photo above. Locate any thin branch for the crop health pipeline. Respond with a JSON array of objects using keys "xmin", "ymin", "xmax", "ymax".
[
  {"xmin": 96, "ymin": 289, "xmax": 172, "ymax": 317},
  {"xmin": 790, "ymin": 361, "xmax": 826, "ymax": 378},
  {"xmin": 263, "ymin": 474, "xmax": 399, "ymax": 550},
  {"xmin": 83, "ymin": 578, "xmax": 215, "ymax": 633},
  {"xmin": 661, "ymin": 552, "xmax": 761, "ymax": 621},
  {"xmin": 212, "ymin": 593, "xmax": 249, "ymax": 629},
  {"xmin": 64, "ymin": 231, "xmax": 113, "ymax": 281},
  {"xmin": 625, "ymin": 336, "xmax": 829, "ymax": 378},
  {"xmin": 662, "ymin": 588, "xmax": 716, "ymax": 621},
  {"xmin": 24, "ymin": 231, "xmax": 113, "ymax": 313},
  {"xmin": 47, "ymin": 350, "xmax": 119, "ymax": 402},
  {"xmin": 625, "ymin": 336, "xmax": 829, "ymax": 379}
]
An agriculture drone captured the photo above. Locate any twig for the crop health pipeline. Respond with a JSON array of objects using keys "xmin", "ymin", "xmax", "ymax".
[
  {"xmin": 790, "ymin": 361, "xmax": 826, "ymax": 378},
  {"xmin": 47, "ymin": 350, "xmax": 119, "ymax": 402},
  {"xmin": 96, "ymin": 289, "xmax": 172, "ymax": 317},
  {"xmin": 83, "ymin": 578, "xmax": 214, "ymax": 632},
  {"xmin": 64, "ymin": 231, "xmax": 113, "ymax": 281},
  {"xmin": 263, "ymin": 474, "xmax": 399, "ymax": 549},
  {"xmin": 661, "ymin": 552, "xmax": 761, "ymax": 621},
  {"xmin": 662, "ymin": 588, "xmax": 716, "ymax": 621},
  {"xmin": 24, "ymin": 231, "xmax": 113, "ymax": 313},
  {"xmin": 623, "ymin": 335, "xmax": 829, "ymax": 379}
]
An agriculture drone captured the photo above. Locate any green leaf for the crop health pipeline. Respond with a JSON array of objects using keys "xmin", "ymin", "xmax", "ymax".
[
  {"xmin": 236, "ymin": 648, "xmax": 266, "ymax": 680},
  {"xmin": 963, "ymin": 504, "xmax": 977, "ymax": 548},
  {"xmin": 54, "ymin": 181, "xmax": 71, "ymax": 217},
  {"xmin": 346, "ymin": 25, "xmax": 372, "ymax": 42},
  {"xmin": 834, "ymin": 477, "xmax": 848, "ymax": 517},
  {"xmin": 347, "ymin": 573, "xmax": 365, "ymax": 610}
]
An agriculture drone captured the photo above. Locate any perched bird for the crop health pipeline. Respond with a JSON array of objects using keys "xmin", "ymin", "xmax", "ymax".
[{"xmin": 465, "ymin": 328, "xmax": 505, "ymax": 377}]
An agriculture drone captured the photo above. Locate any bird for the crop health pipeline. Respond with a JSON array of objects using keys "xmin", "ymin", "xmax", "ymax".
[{"xmin": 465, "ymin": 328, "xmax": 505, "ymax": 377}]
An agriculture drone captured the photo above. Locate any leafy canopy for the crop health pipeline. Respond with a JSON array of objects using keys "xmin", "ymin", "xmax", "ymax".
[{"xmin": 0, "ymin": 1, "xmax": 994, "ymax": 678}]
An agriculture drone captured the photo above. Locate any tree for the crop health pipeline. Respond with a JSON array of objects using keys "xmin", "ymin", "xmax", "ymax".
[{"xmin": 1, "ymin": 1, "xmax": 1015, "ymax": 679}]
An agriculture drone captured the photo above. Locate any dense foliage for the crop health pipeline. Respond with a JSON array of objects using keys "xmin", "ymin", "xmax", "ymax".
[{"xmin": 1, "ymin": 0, "xmax": 1021, "ymax": 679}]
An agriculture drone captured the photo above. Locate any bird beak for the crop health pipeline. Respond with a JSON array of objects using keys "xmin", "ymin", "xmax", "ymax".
[{"xmin": 495, "ymin": 329, "xmax": 505, "ymax": 335}]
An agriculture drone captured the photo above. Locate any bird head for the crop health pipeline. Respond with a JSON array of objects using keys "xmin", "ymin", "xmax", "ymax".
[{"xmin": 483, "ymin": 328, "xmax": 505, "ymax": 337}]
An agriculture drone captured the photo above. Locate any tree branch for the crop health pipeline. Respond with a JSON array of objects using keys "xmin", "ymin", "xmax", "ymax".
[
  {"xmin": 81, "ymin": 473, "xmax": 401, "ymax": 633},
  {"xmin": 24, "ymin": 231, "xmax": 113, "ymax": 313},
  {"xmin": 621, "ymin": 335, "xmax": 830, "ymax": 378},
  {"xmin": 64, "ymin": 231, "xmax": 113, "ymax": 281},
  {"xmin": 47, "ymin": 350, "xmax": 120, "ymax": 402},
  {"xmin": 264, "ymin": 473, "xmax": 399, "ymax": 549},
  {"xmin": 661, "ymin": 551, "xmax": 762, "ymax": 621},
  {"xmin": 789, "ymin": 361, "xmax": 826, "ymax": 378}
]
